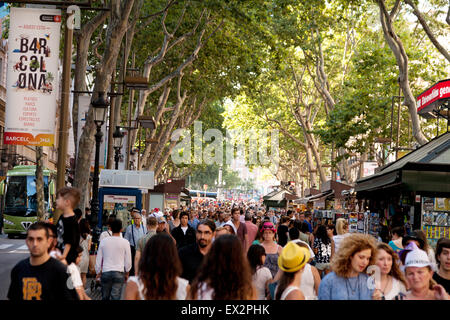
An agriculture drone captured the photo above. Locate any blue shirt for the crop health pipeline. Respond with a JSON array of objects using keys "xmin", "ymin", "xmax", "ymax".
[
  {"xmin": 318, "ymin": 272, "xmax": 374, "ymax": 300},
  {"xmin": 188, "ymin": 218, "xmax": 199, "ymax": 230},
  {"xmin": 305, "ymin": 221, "xmax": 313, "ymax": 233},
  {"xmin": 124, "ymin": 223, "xmax": 146, "ymax": 247}
]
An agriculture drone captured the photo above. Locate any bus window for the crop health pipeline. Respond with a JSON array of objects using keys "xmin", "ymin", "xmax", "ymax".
[
  {"xmin": 5, "ymin": 176, "xmax": 27, "ymax": 209},
  {"xmin": 27, "ymin": 176, "xmax": 49, "ymax": 213}
]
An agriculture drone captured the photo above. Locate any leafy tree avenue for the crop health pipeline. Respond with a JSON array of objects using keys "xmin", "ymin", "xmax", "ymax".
[{"xmin": 4, "ymin": 1, "xmax": 447, "ymax": 207}]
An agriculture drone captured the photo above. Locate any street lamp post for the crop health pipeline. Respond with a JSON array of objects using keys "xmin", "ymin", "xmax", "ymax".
[
  {"xmin": 90, "ymin": 92, "xmax": 109, "ymax": 237},
  {"xmin": 113, "ymin": 126, "xmax": 124, "ymax": 170}
]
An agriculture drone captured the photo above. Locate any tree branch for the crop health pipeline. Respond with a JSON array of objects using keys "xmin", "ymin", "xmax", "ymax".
[{"xmin": 404, "ymin": 0, "xmax": 450, "ymax": 62}]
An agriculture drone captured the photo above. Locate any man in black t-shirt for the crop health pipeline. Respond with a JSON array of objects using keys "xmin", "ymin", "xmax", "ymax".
[
  {"xmin": 171, "ymin": 211, "xmax": 196, "ymax": 249},
  {"xmin": 55, "ymin": 187, "xmax": 81, "ymax": 264},
  {"xmin": 277, "ymin": 215, "xmax": 290, "ymax": 247},
  {"xmin": 178, "ymin": 219, "xmax": 216, "ymax": 283},
  {"xmin": 433, "ymin": 238, "xmax": 450, "ymax": 294},
  {"xmin": 8, "ymin": 222, "xmax": 78, "ymax": 300}
]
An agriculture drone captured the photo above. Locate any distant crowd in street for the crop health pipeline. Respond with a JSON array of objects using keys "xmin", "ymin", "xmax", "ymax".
[{"xmin": 7, "ymin": 187, "xmax": 450, "ymax": 300}]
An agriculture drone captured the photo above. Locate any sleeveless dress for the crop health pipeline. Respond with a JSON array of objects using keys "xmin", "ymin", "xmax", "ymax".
[
  {"xmin": 276, "ymin": 285, "xmax": 302, "ymax": 300},
  {"xmin": 299, "ymin": 264, "xmax": 317, "ymax": 300},
  {"xmin": 79, "ymin": 234, "xmax": 91, "ymax": 273},
  {"xmin": 263, "ymin": 244, "xmax": 282, "ymax": 278},
  {"xmin": 127, "ymin": 276, "xmax": 188, "ymax": 300}
]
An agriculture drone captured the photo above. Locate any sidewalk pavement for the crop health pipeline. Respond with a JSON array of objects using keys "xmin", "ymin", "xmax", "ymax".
[
  {"xmin": 85, "ymin": 277, "xmax": 102, "ymax": 300},
  {"xmin": 84, "ymin": 276, "xmax": 127, "ymax": 300}
]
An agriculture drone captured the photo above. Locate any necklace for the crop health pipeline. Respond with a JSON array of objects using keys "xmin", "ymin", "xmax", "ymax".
[
  {"xmin": 345, "ymin": 274, "xmax": 360, "ymax": 299},
  {"xmin": 380, "ymin": 276, "xmax": 391, "ymax": 296}
]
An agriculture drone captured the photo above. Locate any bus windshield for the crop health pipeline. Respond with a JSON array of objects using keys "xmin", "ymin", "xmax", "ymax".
[{"xmin": 4, "ymin": 176, "xmax": 49, "ymax": 217}]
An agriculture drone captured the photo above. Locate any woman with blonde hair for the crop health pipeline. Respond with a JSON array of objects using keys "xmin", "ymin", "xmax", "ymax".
[
  {"xmin": 372, "ymin": 243, "xmax": 407, "ymax": 300},
  {"xmin": 333, "ymin": 218, "xmax": 350, "ymax": 255},
  {"xmin": 318, "ymin": 233, "xmax": 377, "ymax": 300}
]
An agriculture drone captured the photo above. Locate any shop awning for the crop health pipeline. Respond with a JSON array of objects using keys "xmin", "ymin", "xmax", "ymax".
[
  {"xmin": 354, "ymin": 171, "xmax": 400, "ymax": 192},
  {"xmin": 355, "ymin": 132, "xmax": 450, "ymax": 193},
  {"xmin": 296, "ymin": 190, "xmax": 334, "ymax": 204}
]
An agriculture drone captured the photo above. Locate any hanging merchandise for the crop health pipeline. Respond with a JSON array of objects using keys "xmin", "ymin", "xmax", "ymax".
[
  {"xmin": 349, "ymin": 212, "xmax": 358, "ymax": 233},
  {"xmin": 421, "ymin": 197, "xmax": 450, "ymax": 248},
  {"xmin": 367, "ymin": 212, "xmax": 380, "ymax": 238}
]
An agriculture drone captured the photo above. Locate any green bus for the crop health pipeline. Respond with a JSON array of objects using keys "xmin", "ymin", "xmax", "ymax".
[{"xmin": 0, "ymin": 165, "xmax": 56, "ymax": 238}]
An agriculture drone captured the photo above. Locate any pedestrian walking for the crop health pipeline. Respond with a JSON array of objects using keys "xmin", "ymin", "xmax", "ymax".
[
  {"xmin": 134, "ymin": 216, "xmax": 158, "ymax": 275},
  {"xmin": 215, "ymin": 226, "xmax": 230, "ymax": 238},
  {"xmin": 260, "ymin": 222, "xmax": 283, "ymax": 278},
  {"xmin": 372, "ymin": 243, "xmax": 407, "ymax": 300},
  {"xmin": 67, "ymin": 246, "xmax": 91, "ymax": 300},
  {"xmin": 169, "ymin": 209, "xmax": 181, "ymax": 232},
  {"xmin": 171, "ymin": 211, "xmax": 196, "ymax": 249},
  {"xmin": 188, "ymin": 234, "xmax": 256, "ymax": 299},
  {"xmin": 313, "ymin": 224, "xmax": 333, "ymax": 277},
  {"xmin": 45, "ymin": 222, "xmax": 63, "ymax": 261},
  {"xmin": 247, "ymin": 244, "xmax": 272, "ymax": 300},
  {"xmin": 274, "ymin": 242, "xmax": 310, "ymax": 300},
  {"xmin": 124, "ymin": 233, "xmax": 189, "ymax": 300},
  {"xmin": 99, "ymin": 217, "xmax": 123, "ymax": 243},
  {"xmin": 95, "ymin": 219, "xmax": 132, "ymax": 300},
  {"xmin": 124, "ymin": 213, "xmax": 146, "ymax": 276},
  {"xmin": 402, "ymin": 230, "xmax": 437, "ymax": 269},
  {"xmin": 277, "ymin": 215, "xmax": 290, "ymax": 247},
  {"xmin": 178, "ymin": 219, "xmax": 216, "ymax": 283},
  {"xmin": 55, "ymin": 187, "xmax": 81, "ymax": 265},
  {"xmin": 318, "ymin": 233, "xmax": 377, "ymax": 300},
  {"xmin": 231, "ymin": 208, "xmax": 248, "ymax": 252},
  {"xmin": 432, "ymin": 238, "xmax": 450, "ymax": 294},
  {"xmin": 388, "ymin": 226, "xmax": 405, "ymax": 254},
  {"xmin": 7, "ymin": 222, "xmax": 78, "ymax": 300},
  {"xmin": 78, "ymin": 218, "xmax": 92, "ymax": 288},
  {"xmin": 395, "ymin": 242, "xmax": 449, "ymax": 300},
  {"xmin": 293, "ymin": 241, "xmax": 321, "ymax": 300},
  {"xmin": 245, "ymin": 213, "xmax": 258, "ymax": 248},
  {"xmin": 333, "ymin": 218, "xmax": 350, "ymax": 255}
]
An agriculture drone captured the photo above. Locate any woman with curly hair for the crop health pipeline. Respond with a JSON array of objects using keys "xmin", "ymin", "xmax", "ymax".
[
  {"xmin": 188, "ymin": 234, "xmax": 256, "ymax": 300},
  {"xmin": 318, "ymin": 233, "xmax": 377, "ymax": 300},
  {"xmin": 124, "ymin": 233, "xmax": 189, "ymax": 300},
  {"xmin": 372, "ymin": 243, "xmax": 407, "ymax": 300}
]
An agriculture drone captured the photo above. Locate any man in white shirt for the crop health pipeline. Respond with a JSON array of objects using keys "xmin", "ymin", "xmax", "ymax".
[
  {"xmin": 95, "ymin": 219, "xmax": 131, "ymax": 300},
  {"xmin": 124, "ymin": 213, "xmax": 146, "ymax": 276}
]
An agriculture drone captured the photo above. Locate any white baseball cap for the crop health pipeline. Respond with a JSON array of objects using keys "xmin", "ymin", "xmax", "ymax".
[{"xmin": 404, "ymin": 247, "xmax": 431, "ymax": 268}]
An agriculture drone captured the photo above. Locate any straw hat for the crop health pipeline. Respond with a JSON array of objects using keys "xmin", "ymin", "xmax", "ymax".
[{"xmin": 278, "ymin": 242, "xmax": 310, "ymax": 273}]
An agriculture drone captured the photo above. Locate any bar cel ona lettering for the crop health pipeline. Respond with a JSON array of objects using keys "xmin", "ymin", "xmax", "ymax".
[{"xmin": 13, "ymin": 37, "xmax": 52, "ymax": 91}]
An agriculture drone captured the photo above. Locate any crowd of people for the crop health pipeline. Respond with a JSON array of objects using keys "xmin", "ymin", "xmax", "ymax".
[{"xmin": 7, "ymin": 187, "xmax": 450, "ymax": 300}]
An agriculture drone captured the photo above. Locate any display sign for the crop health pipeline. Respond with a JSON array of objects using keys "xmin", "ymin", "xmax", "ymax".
[
  {"xmin": 417, "ymin": 79, "xmax": 450, "ymax": 117},
  {"xmin": 362, "ymin": 161, "xmax": 378, "ymax": 177},
  {"xmin": 4, "ymin": 7, "xmax": 61, "ymax": 146},
  {"xmin": 421, "ymin": 197, "xmax": 450, "ymax": 248}
]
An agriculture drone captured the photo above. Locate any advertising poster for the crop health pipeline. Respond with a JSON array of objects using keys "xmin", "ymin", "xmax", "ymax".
[
  {"xmin": 102, "ymin": 195, "xmax": 136, "ymax": 230},
  {"xmin": 4, "ymin": 7, "xmax": 61, "ymax": 146}
]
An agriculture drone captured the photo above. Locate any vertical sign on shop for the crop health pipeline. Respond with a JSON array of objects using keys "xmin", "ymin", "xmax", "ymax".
[{"xmin": 4, "ymin": 7, "xmax": 61, "ymax": 146}]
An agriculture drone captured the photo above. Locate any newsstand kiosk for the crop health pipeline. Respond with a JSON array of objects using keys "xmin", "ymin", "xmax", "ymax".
[{"xmin": 98, "ymin": 169, "xmax": 154, "ymax": 232}]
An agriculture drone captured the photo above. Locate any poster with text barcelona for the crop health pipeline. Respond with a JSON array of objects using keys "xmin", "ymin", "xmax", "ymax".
[{"xmin": 4, "ymin": 7, "xmax": 61, "ymax": 146}]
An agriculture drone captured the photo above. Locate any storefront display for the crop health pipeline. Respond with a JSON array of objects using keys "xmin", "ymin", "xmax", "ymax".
[
  {"xmin": 367, "ymin": 212, "xmax": 380, "ymax": 238},
  {"xmin": 349, "ymin": 212, "xmax": 358, "ymax": 233},
  {"xmin": 421, "ymin": 197, "xmax": 450, "ymax": 248}
]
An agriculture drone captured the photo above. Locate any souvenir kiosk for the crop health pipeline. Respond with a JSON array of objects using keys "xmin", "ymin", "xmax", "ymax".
[{"xmin": 355, "ymin": 79, "xmax": 450, "ymax": 247}]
